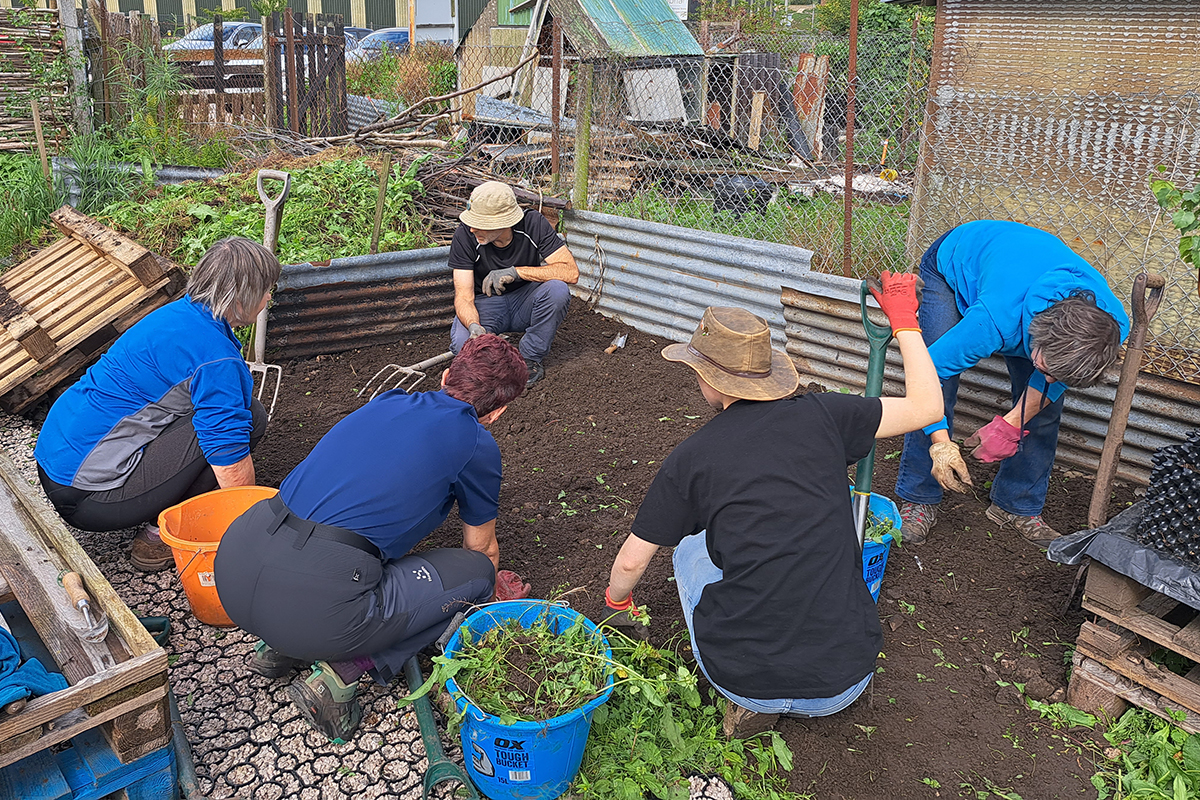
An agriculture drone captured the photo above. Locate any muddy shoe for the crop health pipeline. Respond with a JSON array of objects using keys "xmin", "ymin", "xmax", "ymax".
[
  {"xmin": 899, "ymin": 502, "xmax": 938, "ymax": 546},
  {"xmin": 248, "ymin": 640, "xmax": 304, "ymax": 679},
  {"xmin": 288, "ymin": 661, "xmax": 362, "ymax": 744},
  {"xmin": 524, "ymin": 359, "xmax": 545, "ymax": 388},
  {"xmin": 130, "ymin": 524, "xmax": 174, "ymax": 572},
  {"xmin": 985, "ymin": 504, "xmax": 1061, "ymax": 548},
  {"xmin": 722, "ymin": 703, "xmax": 779, "ymax": 739}
]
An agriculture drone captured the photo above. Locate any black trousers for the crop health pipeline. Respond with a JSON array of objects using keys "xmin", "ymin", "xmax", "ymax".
[
  {"xmin": 214, "ymin": 496, "xmax": 496, "ymax": 683},
  {"xmin": 39, "ymin": 399, "xmax": 268, "ymax": 532}
]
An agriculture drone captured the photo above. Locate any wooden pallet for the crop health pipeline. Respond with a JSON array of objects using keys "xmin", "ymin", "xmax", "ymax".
[
  {"xmin": 0, "ymin": 454, "xmax": 170, "ymax": 770},
  {"xmin": 0, "ymin": 206, "xmax": 185, "ymax": 413},
  {"xmin": 0, "ymin": 725, "xmax": 175, "ymax": 800},
  {"xmin": 1066, "ymin": 562, "xmax": 1200, "ymax": 731}
]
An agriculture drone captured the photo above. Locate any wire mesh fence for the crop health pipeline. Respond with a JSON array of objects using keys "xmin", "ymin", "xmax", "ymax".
[{"xmin": 453, "ymin": 21, "xmax": 1200, "ymax": 385}]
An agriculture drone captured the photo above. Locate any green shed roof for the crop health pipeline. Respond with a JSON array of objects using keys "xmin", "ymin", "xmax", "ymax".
[{"xmin": 567, "ymin": 0, "xmax": 702, "ymax": 57}]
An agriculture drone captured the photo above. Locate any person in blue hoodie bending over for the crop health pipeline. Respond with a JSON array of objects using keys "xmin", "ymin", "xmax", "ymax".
[{"xmin": 896, "ymin": 220, "xmax": 1129, "ymax": 548}]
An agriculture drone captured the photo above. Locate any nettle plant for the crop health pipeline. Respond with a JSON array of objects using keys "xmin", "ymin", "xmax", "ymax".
[{"xmin": 1150, "ymin": 167, "xmax": 1200, "ymax": 270}]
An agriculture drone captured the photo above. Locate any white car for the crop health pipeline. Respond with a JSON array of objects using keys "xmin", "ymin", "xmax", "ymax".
[{"xmin": 164, "ymin": 22, "xmax": 261, "ymax": 51}]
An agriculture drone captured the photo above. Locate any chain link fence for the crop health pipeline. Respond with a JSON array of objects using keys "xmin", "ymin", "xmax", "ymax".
[{"xmin": 452, "ymin": 21, "xmax": 1199, "ymax": 384}]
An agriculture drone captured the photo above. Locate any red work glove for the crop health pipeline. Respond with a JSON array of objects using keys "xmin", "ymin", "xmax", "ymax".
[
  {"xmin": 964, "ymin": 415, "xmax": 1022, "ymax": 462},
  {"xmin": 494, "ymin": 570, "xmax": 531, "ymax": 601},
  {"xmin": 867, "ymin": 270, "xmax": 923, "ymax": 333}
]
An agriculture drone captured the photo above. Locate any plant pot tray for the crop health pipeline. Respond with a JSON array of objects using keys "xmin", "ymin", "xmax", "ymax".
[
  {"xmin": 0, "ymin": 453, "xmax": 170, "ymax": 771},
  {"xmin": 0, "ymin": 206, "xmax": 186, "ymax": 413}
]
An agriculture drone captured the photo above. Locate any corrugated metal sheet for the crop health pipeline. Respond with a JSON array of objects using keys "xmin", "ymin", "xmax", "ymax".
[
  {"xmin": 269, "ymin": 247, "xmax": 453, "ymax": 358},
  {"xmin": 573, "ymin": 0, "xmax": 701, "ymax": 57},
  {"xmin": 347, "ymin": 94, "xmax": 403, "ymax": 130},
  {"xmin": 781, "ymin": 274, "xmax": 1200, "ymax": 486},
  {"xmin": 562, "ymin": 210, "xmax": 813, "ymax": 349}
]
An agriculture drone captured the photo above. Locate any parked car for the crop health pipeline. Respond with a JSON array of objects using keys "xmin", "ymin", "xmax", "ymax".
[
  {"xmin": 345, "ymin": 27, "xmax": 374, "ymax": 47},
  {"xmin": 164, "ymin": 22, "xmax": 262, "ymax": 51},
  {"xmin": 346, "ymin": 28, "xmax": 410, "ymax": 63},
  {"xmin": 240, "ymin": 29, "xmax": 362, "ymax": 60}
]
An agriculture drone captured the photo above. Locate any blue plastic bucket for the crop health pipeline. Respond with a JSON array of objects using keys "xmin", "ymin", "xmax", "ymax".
[
  {"xmin": 444, "ymin": 600, "xmax": 615, "ymax": 800},
  {"xmin": 856, "ymin": 490, "xmax": 901, "ymax": 603}
]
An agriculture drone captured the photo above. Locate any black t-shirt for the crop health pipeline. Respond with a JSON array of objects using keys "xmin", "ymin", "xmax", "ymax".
[
  {"xmin": 632, "ymin": 393, "xmax": 884, "ymax": 700},
  {"xmin": 448, "ymin": 209, "xmax": 565, "ymax": 296}
]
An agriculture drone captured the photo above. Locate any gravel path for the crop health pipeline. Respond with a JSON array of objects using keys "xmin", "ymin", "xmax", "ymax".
[{"xmin": 0, "ymin": 410, "xmax": 453, "ymax": 800}]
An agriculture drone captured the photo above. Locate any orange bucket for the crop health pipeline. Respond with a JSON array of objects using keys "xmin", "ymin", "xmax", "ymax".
[{"xmin": 158, "ymin": 486, "xmax": 278, "ymax": 626}]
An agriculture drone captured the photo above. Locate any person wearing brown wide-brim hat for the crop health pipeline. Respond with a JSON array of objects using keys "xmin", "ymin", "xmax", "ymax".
[
  {"xmin": 596, "ymin": 279, "xmax": 946, "ymax": 739},
  {"xmin": 447, "ymin": 181, "xmax": 579, "ymax": 389}
]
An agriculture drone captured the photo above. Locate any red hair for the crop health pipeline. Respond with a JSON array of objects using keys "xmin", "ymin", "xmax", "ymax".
[{"xmin": 443, "ymin": 335, "xmax": 527, "ymax": 416}]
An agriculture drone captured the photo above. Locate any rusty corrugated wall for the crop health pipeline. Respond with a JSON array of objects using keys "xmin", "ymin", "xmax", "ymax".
[
  {"xmin": 268, "ymin": 247, "xmax": 454, "ymax": 359},
  {"xmin": 910, "ymin": 0, "xmax": 1200, "ymax": 383}
]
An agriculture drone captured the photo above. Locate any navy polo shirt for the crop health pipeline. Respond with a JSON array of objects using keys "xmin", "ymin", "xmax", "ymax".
[{"xmin": 279, "ymin": 389, "xmax": 502, "ymax": 560}]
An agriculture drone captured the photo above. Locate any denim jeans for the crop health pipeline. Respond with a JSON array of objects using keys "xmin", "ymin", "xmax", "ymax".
[
  {"xmin": 894, "ymin": 235, "xmax": 1065, "ymax": 516},
  {"xmin": 672, "ymin": 531, "xmax": 873, "ymax": 717},
  {"xmin": 449, "ymin": 280, "xmax": 571, "ymax": 362}
]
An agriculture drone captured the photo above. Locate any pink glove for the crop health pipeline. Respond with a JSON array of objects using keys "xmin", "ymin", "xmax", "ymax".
[
  {"xmin": 494, "ymin": 569, "xmax": 531, "ymax": 601},
  {"xmin": 963, "ymin": 415, "xmax": 1022, "ymax": 462}
]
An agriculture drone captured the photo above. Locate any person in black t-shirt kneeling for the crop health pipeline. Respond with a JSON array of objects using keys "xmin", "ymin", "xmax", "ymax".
[
  {"xmin": 599, "ymin": 275, "xmax": 944, "ymax": 739},
  {"xmin": 448, "ymin": 181, "xmax": 579, "ymax": 388}
]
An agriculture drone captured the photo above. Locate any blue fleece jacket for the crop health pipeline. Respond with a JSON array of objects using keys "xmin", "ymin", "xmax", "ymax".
[{"xmin": 923, "ymin": 221, "xmax": 1130, "ymax": 433}]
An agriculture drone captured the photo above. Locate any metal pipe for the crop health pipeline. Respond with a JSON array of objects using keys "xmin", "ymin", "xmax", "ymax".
[
  {"xmin": 573, "ymin": 63, "xmax": 593, "ymax": 210},
  {"xmin": 841, "ymin": 0, "xmax": 859, "ymax": 278},
  {"xmin": 550, "ymin": 17, "xmax": 562, "ymax": 191},
  {"xmin": 169, "ymin": 687, "xmax": 210, "ymax": 800}
]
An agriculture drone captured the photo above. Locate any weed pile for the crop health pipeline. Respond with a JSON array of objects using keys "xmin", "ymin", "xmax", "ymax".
[
  {"xmin": 865, "ymin": 512, "xmax": 902, "ymax": 546},
  {"xmin": 96, "ymin": 149, "xmax": 435, "ymax": 266},
  {"xmin": 440, "ymin": 608, "xmax": 611, "ymax": 723}
]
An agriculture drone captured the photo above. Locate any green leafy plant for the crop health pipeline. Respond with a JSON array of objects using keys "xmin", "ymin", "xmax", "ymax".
[
  {"xmin": 0, "ymin": 153, "xmax": 67, "ymax": 264},
  {"xmin": 865, "ymin": 513, "xmax": 902, "ymax": 547},
  {"xmin": 1091, "ymin": 708, "xmax": 1200, "ymax": 799},
  {"xmin": 1151, "ymin": 167, "xmax": 1200, "ymax": 269}
]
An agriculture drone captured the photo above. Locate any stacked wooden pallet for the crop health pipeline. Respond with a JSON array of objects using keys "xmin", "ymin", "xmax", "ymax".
[
  {"xmin": 0, "ymin": 453, "xmax": 171, "ymax": 771},
  {"xmin": 0, "ymin": 206, "xmax": 185, "ymax": 414},
  {"xmin": 1068, "ymin": 562, "xmax": 1200, "ymax": 732}
]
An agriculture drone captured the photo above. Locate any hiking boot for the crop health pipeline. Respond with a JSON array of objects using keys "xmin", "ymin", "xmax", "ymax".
[
  {"xmin": 722, "ymin": 703, "xmax": 779, "ymax": 739},
  {"xmin": 985, "ymin": 504, "xmax": 1061, "ymax": 548},
  {"xmin": 130, "ymin": 524, "xmax": 174, "ymax": 572},
  {"xmin": 248, "ymin": 640, "xmax": 304, "ymax": 679},
  {"xmin": 899, "ymin": 502, "xmax": 938, "ymax": 546},
  {"xmin": 524, "ymin": 359, "xmax": 545, "ymax": 388},
  {"xmin": 288, "ymin": 661, "xmax": 362, "ymax": 744}
]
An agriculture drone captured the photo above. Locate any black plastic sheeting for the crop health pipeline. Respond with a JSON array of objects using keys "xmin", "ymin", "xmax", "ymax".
[{"xmin": 1048, "ymin": 502, "xmax": 1200, "ymax": 611}]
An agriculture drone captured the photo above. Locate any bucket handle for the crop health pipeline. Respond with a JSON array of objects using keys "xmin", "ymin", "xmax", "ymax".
[{"xmin": 175, "ymin": 547, "xmax": 208, "ymax": 582}]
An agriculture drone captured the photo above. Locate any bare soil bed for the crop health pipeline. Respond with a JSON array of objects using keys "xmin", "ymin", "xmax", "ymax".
[{"xmin": 255, "ymin": 298, "xmax": 1133, "ymax": 799}]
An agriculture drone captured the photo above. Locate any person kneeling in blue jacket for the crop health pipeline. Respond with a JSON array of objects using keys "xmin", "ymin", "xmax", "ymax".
[{"xmin": 896, "ymin": 220, "xmax": 1130, "ymax": 548}]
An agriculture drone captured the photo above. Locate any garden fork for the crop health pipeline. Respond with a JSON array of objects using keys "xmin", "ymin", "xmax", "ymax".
[
  {"xmin": 403, "ymin": 655, "xmax": 480, "ymax": 800},
  {"xmin": 250, "ymin": 169, "xmax": 290, "ymax": 418},
  {"xmin": 358, "ymin": 350, "xmax": 456, "ymax": 401}
]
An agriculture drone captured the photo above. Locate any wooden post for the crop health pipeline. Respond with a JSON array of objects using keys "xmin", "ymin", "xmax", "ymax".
[
  {"xmin": 550, "ymin": 16, "xmax": 561, "ymax": 192},
  {"xmin": 370, "ymin": 153, "xmax": 392, "ymax": 255},
  {"xmin": 30, "ymin": 100, "xmax": 52, "ymax": 191},
  {"xmin": 284, "ymin": 8, "xmax": 299, "ymax": 134},
  {"xmin": 263, "ymin": 13, "xmax": 279, "ymax": 130},
  {"xmin": 213, "ymin": 13, "xmax": 224, "ymax": 120},
  {"xmin": 408, "ymin": 0, "xmax": 415, "ymax": 49},
  {"xmin": 58, "ymin": 0, "xmax": 92, "ymax": 134},
  {"xmin": 842, "ymin": 0, "xmax": 859, "ymax": 279},
  {"xmin": 747, "ymin": 90, "xmax": 765, "ymax": 151},
  {"xmin": 96, "ymin": 0, "xmax": 112, "ymax": 126},
  {"xmin": 572, "ymin": 62, "xmax": 593, "ymax": 210}
]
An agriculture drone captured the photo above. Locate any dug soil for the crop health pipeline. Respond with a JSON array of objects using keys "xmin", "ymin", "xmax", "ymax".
[{"xmin": 255, "ymin": 299, "xmax": 1133, "ymax": 800}]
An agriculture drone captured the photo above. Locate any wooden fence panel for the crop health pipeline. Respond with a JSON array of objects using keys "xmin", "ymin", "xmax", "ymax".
[
  {"xmin": 167, "ymin": 15, "xmax": 266, "ymax": 129},
  {"xmin": 0, "ymin": 7, "xmax": 70, "ymax": 152},
  {"xmin": 266, "ymin": 9, "xmax": 346, "ymax": 136}
]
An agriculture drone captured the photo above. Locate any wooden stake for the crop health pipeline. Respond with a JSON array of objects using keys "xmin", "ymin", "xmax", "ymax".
[
  {"xmin": 550, "ymin": 16, "xmax": 561, "ymax": 191},
  {"xmin": 572, "ymin": 62, "xmax": 593, "ymax": 211},
  {"xmin": 747, "ymin": 91, "xmax": 765, "ymax": 151},
  {"xmin": 370, "ymin": 153, "xmax": 392, "ymax": 255},
  {"xmin": 30, "ymin": 99, "xmax": 52, "ymax": 191}
]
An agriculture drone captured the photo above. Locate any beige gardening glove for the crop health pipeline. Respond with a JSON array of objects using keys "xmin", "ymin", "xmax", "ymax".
[{"xmin": 929, "ymin": 440, "xmax": 973, "ymax": 493}]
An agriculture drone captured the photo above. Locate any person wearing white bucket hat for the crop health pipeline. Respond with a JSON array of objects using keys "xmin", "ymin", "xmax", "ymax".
[
  {"xmin": 449, "ymin": 181, "xmax": 579, "ymax": 388},
  {"xmin": 597, "ymin": 280, "xmax": 944, "ymax": 739}
]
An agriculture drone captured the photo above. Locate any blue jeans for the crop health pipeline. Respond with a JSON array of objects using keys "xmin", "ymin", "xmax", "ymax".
[
  {"xmin": 449, "ymin": 280, "xmax": 571, "ymax": 362},
  {"xmin": 672, "ymin": 531, "xmax": 873, "ymax": 717},
  {"xmin": 894, "ymin": 235, "xmax": 1064, "ymax": 516}
]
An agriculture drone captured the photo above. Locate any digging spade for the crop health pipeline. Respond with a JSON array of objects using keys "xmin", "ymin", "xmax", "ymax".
[
  {"xmin": 250, "ymin": 169, "xmax": 290, "ymax": 418},
  {"xmin": 853, "ymin": 280, "xmax": 894, "ymax": 548}
]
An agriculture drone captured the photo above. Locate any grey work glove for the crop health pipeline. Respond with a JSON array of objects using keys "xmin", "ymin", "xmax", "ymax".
[
  {"xmin": 467, "ymin": 322, "xmax": 487, "ymax": 339},
  {"xmin": 929, "ymin": 440, "xmax": 974, "ymax": 493},
  {"xmin": 481, "ymin": 267, "xmax": 519, "ymax": 297},
  {"xmin": 596, "ymin": 592, "xmax": 650, "ymax": 642}
]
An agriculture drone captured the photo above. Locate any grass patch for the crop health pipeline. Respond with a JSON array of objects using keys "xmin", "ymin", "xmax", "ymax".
[{"xmin": 595, "ymin": 186, "xmax": 910, "ymax": 276}]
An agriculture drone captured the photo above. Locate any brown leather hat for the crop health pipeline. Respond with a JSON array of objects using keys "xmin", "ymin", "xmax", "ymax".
[{"xmin": 662, "ymin": 307, "xmax": 800, "ymax": 401}]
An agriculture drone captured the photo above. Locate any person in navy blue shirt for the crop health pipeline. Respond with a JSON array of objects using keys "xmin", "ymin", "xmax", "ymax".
[
  {"xmin": 896, "ymin": 220, "xmax": 1130, "ymax": 548},
  {"xmin": 214, "ymin": 335, "xmax": 530, "ymax": 743},
  {"xmin": 34, "ymin": 237, "xmax": 279, "ymax": 572}
]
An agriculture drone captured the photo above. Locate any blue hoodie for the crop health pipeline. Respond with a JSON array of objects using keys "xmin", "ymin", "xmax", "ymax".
[{"xmin": 923, "ymin": 220, "xmax": 1130, "ymax": 433}]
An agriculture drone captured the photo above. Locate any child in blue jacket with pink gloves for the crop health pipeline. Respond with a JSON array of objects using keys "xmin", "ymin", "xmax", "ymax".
[{"xmin": 896, "ymin": 220, "xmax": 1130, "ymax": 548}]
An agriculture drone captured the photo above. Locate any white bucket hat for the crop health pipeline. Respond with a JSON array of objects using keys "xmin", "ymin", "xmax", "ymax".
[{"xmin": 460, "ymin": 181, "xmax": 524, "ymax": 230}]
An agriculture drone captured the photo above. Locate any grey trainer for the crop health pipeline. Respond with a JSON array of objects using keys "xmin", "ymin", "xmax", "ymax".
[{"xmin": 899, "ymin": 502, "xmax": 938, "ymax": 546}]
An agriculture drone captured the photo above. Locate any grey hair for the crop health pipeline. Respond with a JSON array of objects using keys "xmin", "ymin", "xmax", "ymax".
[
  {"xmin": 186, "ymin": 237, "xmax": 282, "ymax": 323},
  {"xmin": 1028, "ymin": 290, "xmax": 1121, "ymax": 388}
]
